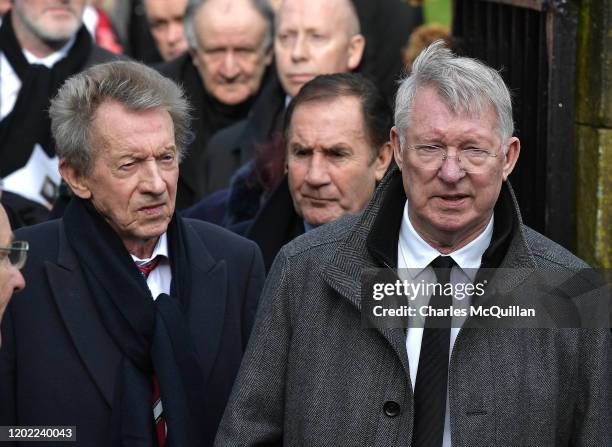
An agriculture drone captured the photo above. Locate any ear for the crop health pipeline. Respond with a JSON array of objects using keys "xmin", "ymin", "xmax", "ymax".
[
  {"xmin": 390, "ymin": 126, "xmax": 404, "ymax": 171},
  {"xmin": 346, "ymin": 33, "xmax": 365, "ymax": 71},
  {"xmin": 264, "ymin": 46, "xmax": 273, "ymax": 66},
  {"xmin": 501, "ymin": 137, "xmax": 520, "ymax": 181},
  {"xmin": 59, "ymin": 160, "xmax": 92, "ymax": 199},
  {"xmin": 189, "ymin": 48, "xmax": 199, "ymax": 68},
  {"xmin": 374, "ymin": 141, "xmax": 393, "ymax": 182}
]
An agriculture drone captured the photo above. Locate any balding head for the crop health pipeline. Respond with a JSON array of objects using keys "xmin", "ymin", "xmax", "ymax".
[{"xmin": 274, "ymin": 0, "xmax": 365, "ymax": 97}]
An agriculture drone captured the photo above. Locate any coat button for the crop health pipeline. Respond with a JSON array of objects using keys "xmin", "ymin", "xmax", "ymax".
[{"xmin": 383, "ymin": 401, "xmax": 401, "ymax": 417}]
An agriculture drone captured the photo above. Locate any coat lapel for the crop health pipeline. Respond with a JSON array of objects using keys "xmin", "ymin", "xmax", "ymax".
[
  {"xmin": 320, "ymin": 229, "xmax": 412, "ymax": 379},
  {"xmin": 46, "ymin": 222, "xmax": 120, "ymax": 406},
  {"xmin": 181, "ymin": 221, "xmax": 227, "ymax": 384}
]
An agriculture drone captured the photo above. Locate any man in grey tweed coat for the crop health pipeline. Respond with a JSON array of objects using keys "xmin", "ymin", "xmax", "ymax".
[{"xmin": 215, "ymin": 42, "xmax": 610, "ymax": 446}]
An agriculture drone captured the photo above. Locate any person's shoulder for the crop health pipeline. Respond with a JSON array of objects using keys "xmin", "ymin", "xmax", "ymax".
[
  {"xmin": 182, "ymin": 217, "xmax": 258, "ymax": 254},
  {"xmin": 154, "ymin": 52, "xmax": 190, "ymax": 79},
  {"xmin": 14, "ymin": 218, "xmax": 60, "ymax": 240},
  {"xmin": 87, "ymin": 45, "xmax": 125, "ymax": 66},
  {"xmin": 208, "ymin": 120, "xmax": 248, "ymax": 152},
  {"xmin": 280, "ymin": 213, "xmax": 360, "ymax": 261},
  {"xmin": 522, "ymin": 224, "xmax": 590, "ymax": 270}
]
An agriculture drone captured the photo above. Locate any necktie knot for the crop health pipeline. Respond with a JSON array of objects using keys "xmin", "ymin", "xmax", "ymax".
[
  {"xmin": 136, "ymin": 256, "xmax": 162, "ymax": 279},
  {"xmin": 430, "ymin": 255, "xmax": 455, "ymax": 284}
]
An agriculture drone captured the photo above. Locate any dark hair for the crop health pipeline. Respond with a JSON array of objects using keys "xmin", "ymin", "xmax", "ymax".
[{"xmin": 282, "ymin": 72, "xmax": 392, "ymax": 158}]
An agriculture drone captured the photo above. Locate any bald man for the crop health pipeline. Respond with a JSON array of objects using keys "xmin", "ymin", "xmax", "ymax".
[
  {"xmin": 0, "ymin": 204, "xmax": 26, "ymax": 346},
  {"xmin": 202, "ymin": 0, "xmax": 365, "ymax": 214}
]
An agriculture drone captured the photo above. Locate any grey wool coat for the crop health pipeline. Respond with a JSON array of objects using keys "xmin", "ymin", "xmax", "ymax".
[{"xmin": 215, "ymin": 167, "xmax": 611, "ymax": 447}]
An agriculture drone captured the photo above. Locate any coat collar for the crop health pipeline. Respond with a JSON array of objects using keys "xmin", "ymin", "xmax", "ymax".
[
  {"xmin": 319, "ymin": 166, "xmax": 538, "ymax": 374},
  {"xmin": 46, "ymin": 217, "xmax": 228, "ymax": 405}
]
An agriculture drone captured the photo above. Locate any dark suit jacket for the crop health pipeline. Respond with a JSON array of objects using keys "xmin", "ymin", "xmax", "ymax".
[
  {"xmin": 0, "ymin": 217, "xmax": 265, "ymax": 447},
  {"xmin": 244, "ymin": 176, "xmax": 304, "ymax": 272},
  {"xmin": 204, "ymin": 72, "xmax": 285, "ymax": 194}
]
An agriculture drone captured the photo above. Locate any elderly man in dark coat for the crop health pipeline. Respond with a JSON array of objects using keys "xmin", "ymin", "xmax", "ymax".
[{"xmin": 0, "ymin": 61, "xmax": 265, "ymax": 447}]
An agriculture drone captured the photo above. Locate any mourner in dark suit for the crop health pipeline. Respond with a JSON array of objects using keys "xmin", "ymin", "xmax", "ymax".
[
  {"xmin": 0, "ymin": 204, "xmax": 26, "ymax": 346},
  {"xmin": 244, "ymin": 73, "xmax": 393, "ymax": 271},
  {"xmin": 0, "ymin": 61, "xmax": 265, "ymax": 447},
  {"xmin": 215, "ymin": 42, "xmax": 610, "ymax": 446},
  {"xmin": 203, "ymin": 0, "xmax": 366, "ymax": 197},
  {"xmin": 157, "ymin": 0, "xmax": 274, "ymax": 209},
  {"xmin": 0, "ymin": 0, "xmax": 119, "ymax": 223}
]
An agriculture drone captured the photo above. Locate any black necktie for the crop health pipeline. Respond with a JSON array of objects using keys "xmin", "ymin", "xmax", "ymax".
[{"xmin": 412, "ymin": 255, "xmax": 455, "ymax": 447}]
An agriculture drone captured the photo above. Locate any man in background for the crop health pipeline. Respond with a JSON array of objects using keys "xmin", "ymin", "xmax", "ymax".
[
  {"xmin": 245, "ymin": 73, "xmax": 393, "ymax": 271},
  {"xmin": 157, "ymin": 0, "xmax": 274, "ymax": 209},
  {"xmin": 0, "ymin": 0, "xmax": 117, "ymax": 223},
  {"xmin": 143, "ymin": 0, "xmax": 189, "ymax": 61},
  {"xmin": 200, "ymin": 0, "xmax": 366, "ymax": 226}
]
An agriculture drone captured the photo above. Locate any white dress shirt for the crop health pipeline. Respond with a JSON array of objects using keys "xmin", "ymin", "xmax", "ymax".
[
  {"xmin": 131, "ymin": 233, "xmax": 172, "ymax": 299},
  {"xmin": 0, "ymin": 36, "xmax": 75, "ymax": 206},
  {"xmin": 397, "ymin": 200, "xmax": 493, "ymax": 447}
]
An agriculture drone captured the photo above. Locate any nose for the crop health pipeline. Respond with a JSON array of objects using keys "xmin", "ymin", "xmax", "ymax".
[
  {"xmin": 291, "ymin": 34, "xmax": 308, "ymax": 62},
  {"xmin": 304, "ymin": 153, "xmax": 331, "ymax": 187},
  {"xmin": 10, "ymin": 266, "xmax": 25, "ymax": 294},
  {"xmin": 220, "ymin": 51, "xmax": 240, "ymax": 79},
  {"xmin": 437, "ymin": 155, "xmax": 466, "ymax": 183},
  {"xmin": 140, "ymin": 161, "xmax": 167, "ymax": 196},
  {"xmin": 166, "ymin": 22, "xmax": 183, "ymax": 45}
]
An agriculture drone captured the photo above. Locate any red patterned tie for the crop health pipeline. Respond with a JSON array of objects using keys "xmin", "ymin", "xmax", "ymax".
[{"xmin": 136, "ymin": 257, "xmax": 167, "ymax": 447}]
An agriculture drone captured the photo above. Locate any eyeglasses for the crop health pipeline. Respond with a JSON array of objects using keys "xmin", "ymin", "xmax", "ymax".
[
  {"xmin": 406, "ymin": 144, "xmax": 501, "ymax": 173},
  {"xmin": 0, "ymin": 241, "xmax": 29, "ymax": 270}
]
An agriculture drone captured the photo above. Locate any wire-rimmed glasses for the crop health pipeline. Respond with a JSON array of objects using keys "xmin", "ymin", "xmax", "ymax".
[
  {"xmin": 406, "ymin": 144, "xmax": 501, "ymax": 174},
  {"xmin": 0, "ymin": 241, "xmax": 29, "ymax": 270}
]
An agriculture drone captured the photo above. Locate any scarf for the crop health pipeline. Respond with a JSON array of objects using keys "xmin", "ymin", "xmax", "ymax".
[
  {"xmin": 63, "ymin": 197, "xmax": 207, "ymax": 446},
  {"xmin": 0, "ymin": 11, "xmax": 92, "ymax": 177}
]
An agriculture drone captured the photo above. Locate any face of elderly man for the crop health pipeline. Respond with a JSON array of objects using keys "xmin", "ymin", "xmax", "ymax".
[
  {"xmin": 275, "ymin": 0, "xmax": 365, "ymax": 98},
  {"xmin": 392, "ymin": 86, "xmax": 520, "ymax": 251},
  {"xmin": 61, "ymin": 101, "xmax": 179, "ymax": 258},
  {"xmin": 144, "ymin": 0, "xmax": 189, "ymax": 62},
  {"xmin": 191, "ymin": 0, "xmax": 272, "ymax": 106},
  {"xmin": 0, "ymin": 205, "xmax": 26, "ymax": 344},
  {"xmin": 287, "ymin": 95, "xmax": 391, "ymax": 227},
  {"xmin": 11, "ymin": 0, "xmax": 86, "ymax": 51}
]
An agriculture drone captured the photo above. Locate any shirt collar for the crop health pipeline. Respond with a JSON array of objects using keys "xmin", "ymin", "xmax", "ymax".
[
  {"xmin": 22, "ymin": 34, "xmax": 76, "ymax": 68},
  {"xmin": 398, "ymin": 200, "xmax": 493, "ymax": 276},
  {"xmin": 130, "ymin": 233, "xmax": 169, "ymax": 264}
]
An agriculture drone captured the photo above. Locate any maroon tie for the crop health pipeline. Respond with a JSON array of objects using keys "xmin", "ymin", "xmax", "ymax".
[
  {"xmin": 135, "ymin": 256, "xmax": 166, "ymax": 447},
  {"xmin": 136, "ymin": 256, "xmax": 161, "ymax": 279}
]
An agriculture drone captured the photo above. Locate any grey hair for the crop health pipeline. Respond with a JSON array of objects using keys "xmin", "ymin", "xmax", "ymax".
[
  {"xmin": 394, "ymin": 40, "xmax": 514, "ymax": 152},
  {"xmin": 50, "ymin": 60, "xmax": 192, "ymax": 176},
  {"xmin": 184, "ymin": 0, "xmax": 275, "ymax": 51}
]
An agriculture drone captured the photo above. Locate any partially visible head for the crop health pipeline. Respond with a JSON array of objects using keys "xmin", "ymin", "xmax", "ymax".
[
  {"xmin": 275, "ymin": 0, "xmax": 365, "ymax": 98},
  {"xmin": 50, "ymin": 61, "xmax": 191, "ymax": 256},
  {"xmin": 11, "ymin": 0, "xmax": 86, "ymax": 50},
  {"xmin": 0, "ymin": 205, "xmax": 26, "ymax": 345},
  {"xmin": 391, "ymin": 41, "xmax": 520, "ymax": 252},
  {"xmin": 143, "ymin": 0, "xmax": 189, "ymax": 61},
  {"xmin": 0, "ymin": 0, "xmax": 12, "ymax": 16},
  {"xmin": 284, "ymin": 73, "xmax": 393, "ymax": 227},
  {"xmin": 185, "ymin": 0, "xmax": 274, "ymax": 105}
]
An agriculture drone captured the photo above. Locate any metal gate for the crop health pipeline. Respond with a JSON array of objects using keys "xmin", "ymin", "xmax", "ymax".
[{"xmin": 453, "ymin": 0, "xmax": 579, "ymax": 250}]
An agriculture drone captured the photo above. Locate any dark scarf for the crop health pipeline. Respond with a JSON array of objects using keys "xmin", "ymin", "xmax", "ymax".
[
  {"xmin": 63, "ymin": 198, "xmax": 207, "ymax": 446},
  {"xmin": 0, "ymin": 11, "xmax": 92, "ymax": 177}
]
